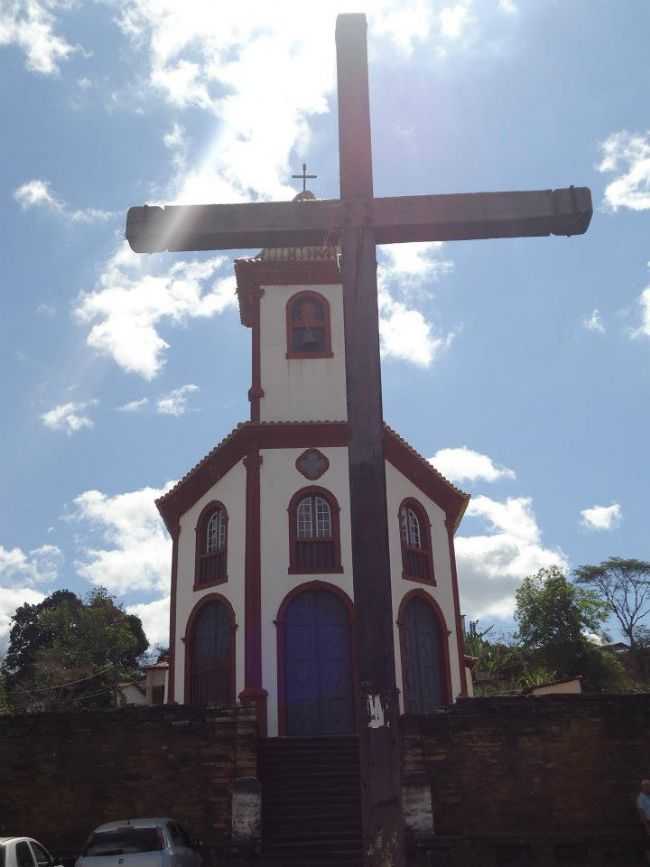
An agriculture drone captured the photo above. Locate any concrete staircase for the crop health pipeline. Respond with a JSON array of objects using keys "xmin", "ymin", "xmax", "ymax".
[{"xmin": 260, "ymin": 736, "xmax": 363, "ymax": 867}]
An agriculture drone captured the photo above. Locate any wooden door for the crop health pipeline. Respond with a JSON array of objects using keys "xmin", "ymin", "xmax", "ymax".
[
  {"xmin": 404, "ymin": 596, "xmax": 445, "ymax": 713},
  {"xmin": 189, "ymin": 600, "xmax": 233, "ymax": 706},
  {"xmin": 285, "ymin": 589, "xmax": 354, "ymax": 735}
]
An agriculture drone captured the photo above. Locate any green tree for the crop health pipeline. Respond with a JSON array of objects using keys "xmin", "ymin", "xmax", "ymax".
[
  {"xmin": 574, "ymin": 557, "xmax": 650, "ymax": 651},
  {"xmin": 514, "ymin": 566, "xmax": 624, "ymax": 691},
  {"xmin": 2, "ymin": 588, "xmax": 148, "ymax": 712}
]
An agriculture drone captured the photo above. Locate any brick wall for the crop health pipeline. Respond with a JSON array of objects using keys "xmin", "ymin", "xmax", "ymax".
[
  {"xmin": 401, "ymin": 694, "xmax": 650, "ymax": 863},
  {"xmin": 0, "ymin": 705, "xmax": 257, "ymax": 860}
]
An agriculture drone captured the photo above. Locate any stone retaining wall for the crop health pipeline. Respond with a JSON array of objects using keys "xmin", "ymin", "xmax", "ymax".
[{"xmin": 0, "ymin": 704, "xmax": 257, "ymax": 860}]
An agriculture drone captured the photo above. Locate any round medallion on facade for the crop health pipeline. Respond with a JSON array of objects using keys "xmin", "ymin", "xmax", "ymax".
[{"xmin": 295, "ymin": 448, "xmax": 330, "ymax": 481}]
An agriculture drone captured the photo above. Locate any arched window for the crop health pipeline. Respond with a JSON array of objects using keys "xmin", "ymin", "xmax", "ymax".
[
  {"xmin": 286, "ymin": 291, "xmax": 333, "ymax": 358},
  {"xmin": 398, "ymin": 498, "xmax": 434, "ymax": 584},
  {"xmin": 288, "ymin": 487, "xmax": 342, "ymax": 574},
  {"xmin": 195, "ymin": 501, "xmax": 228, "ymax": 588}
]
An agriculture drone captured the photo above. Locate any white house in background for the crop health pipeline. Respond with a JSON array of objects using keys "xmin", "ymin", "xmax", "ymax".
[
  {"xmin": 155, "ymin": 192, "xmax": 471, "ymax": 737},
  {"xmin": 117, "ymin": 656, "xmax": 169, "ymax": 706}
]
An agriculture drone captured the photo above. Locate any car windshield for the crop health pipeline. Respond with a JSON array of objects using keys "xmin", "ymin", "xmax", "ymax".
[{"xmin": 83, "ymin": 829, "xmax": 164, "ymax": 857}]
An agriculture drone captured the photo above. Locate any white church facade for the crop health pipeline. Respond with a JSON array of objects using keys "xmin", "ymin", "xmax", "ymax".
[{"xmin": 156, "ymin": 217, "xmax": 470, "ymax": 737}]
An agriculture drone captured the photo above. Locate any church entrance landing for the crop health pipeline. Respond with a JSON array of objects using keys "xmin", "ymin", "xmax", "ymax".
[{"xmin": 278, "ymin": 585, "xmax": 354, "ymax": 737}]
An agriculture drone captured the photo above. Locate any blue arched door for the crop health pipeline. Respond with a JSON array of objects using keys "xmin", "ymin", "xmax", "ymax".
[
  {"xmin": 284, "ymin": 589, "xmax": 354, "ymax": 736},
  {"xmin": 403, "ymin": 596, "xmax": 446, "ymax": 713}
]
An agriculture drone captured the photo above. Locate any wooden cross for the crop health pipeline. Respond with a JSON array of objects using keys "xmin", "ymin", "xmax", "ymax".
[
  {"xmin": 126, "ymin": 14, "xmax": 591, "ymax": 867},
  {"xmin": 291, "ymin": 161, "xmax": 317, "ymax": 193}
]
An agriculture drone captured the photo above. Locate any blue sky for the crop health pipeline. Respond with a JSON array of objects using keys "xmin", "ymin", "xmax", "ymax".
[{"xmin": 1, "ymin": 0, "xmax": 649, "ymax": 650}]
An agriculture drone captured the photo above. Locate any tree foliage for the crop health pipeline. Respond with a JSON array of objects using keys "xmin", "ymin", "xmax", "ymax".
[
  {"xmin": 513, "ymin": 566, "xmax": 625, "ymax": 690},
  {"xmin": 574, "ymin": 557, "xmax": 650, "ymax": 649},
  {"xmin": 2, "ymin": 588, "xmax": 148, "ymax": 713}
]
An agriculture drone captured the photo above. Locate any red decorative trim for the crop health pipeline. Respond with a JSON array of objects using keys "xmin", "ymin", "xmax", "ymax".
[
  {"xmin": 193, "ymin": 500, "xmax": 228, "ymax": 590},
  {"xmin": 235, "ymin": 258, "xmax": 340, "ymax": 327},
  {"xmin": 275, "ymin": 580, "xmax": 356, "ymax": 736},
  {"xmin": 167, "ymin": 524, "xmax": 180, "ymax": 703},
  {"xmin": 239, "ymin": 686, "xmax": 268, "ymax": 738},
  {"xmin": 397, "ymin": 588, "xmax": 452, "ymax": 710},
  {"xmin": 398, "ymin": 497, "xmax": 435, "ymax": 585},
  {"xmin": 287, "ymin": 485, "xmax": 343, "ymax": 574},
  {"xmin": 249, "ymin": 287, "xmax": 264, "ymax": 422},
  {"xmin": 243, "ymin": 449, "xmax": 264, "ymax": 730},
  {"xmin": 384, "ymin": 426, "xmax": 469, "ymax": 532},
  {"xmin": 155, "ymin": 421, "xmax": 350, "ymax": 533},
  {"xmin": 184, "ymin": 592, "xmax": 237, "ymax": 706},
  {"xmin": 155, "ymin": 422, "xmax": 468, "ymax": 538},
  {"xmin": 447, "ymin": 522, "xmax": 468, "ymax": 697},
  {"xmin": 285, "ymin": 290, "xmax": 333, "ymax": 359},
  {"xmin": 295, "ymin": 448, "xmax": 330, "ymax": 481}
]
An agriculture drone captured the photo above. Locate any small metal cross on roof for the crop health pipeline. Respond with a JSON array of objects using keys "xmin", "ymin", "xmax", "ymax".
[{"xmin": 291, "ymin": 162, "xmax": 317, "ymax": 193}]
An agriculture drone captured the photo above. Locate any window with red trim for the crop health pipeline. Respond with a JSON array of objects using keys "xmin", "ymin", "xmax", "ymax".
[
  {"xmin": 286, "ymin": 291, "xmax": 333, "ymax": 358},
  {"xmin": 195, "ymin": 502, "xmax": 228, "ymax": 587},
  {"xmin": 289, "ymin": 487, "xmax": 342, "ymax": 573},
  {"xmin": 399, "ymin": 499, "xmax": 434, "ymax": 583}
]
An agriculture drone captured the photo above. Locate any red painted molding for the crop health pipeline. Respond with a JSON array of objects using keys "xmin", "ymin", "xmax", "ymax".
[
  {"xmin": 156, "ymin": 422, "xmax": 350, "ymax": 532},
  {"xmin": 166, "ymin": 524, "xmax": 180, "ymax": 703},
  {"xmin": 184, "ymin": 592, "xmax": 237, "ymax": 706},
  {"xmin": 275, "ymin": 580, "xmax": 356, "ymax": 736},
  {"xmin": 243, "ymin": 447, "xmax": 263, "ymax": 725},
  {"xmin": 397, "ymin": 588, "xmax": 452, "ymax": 710},
  {"xmin": 285, "ymin": 290, "xmax": 334, "ymax": 359},
  {"xmin": 235, "ymin": 257, "xmax": 341, "ymax": 327},
  {"xmin": 295, "ymin": 448, "xmax": 330, "ymax": 481},
  {"xmin": 398, "ymin": 497, "xmax": 436, "ymax": 585},
  {"xmin": 287, "ymin": 485, "xmax": 343, "ymax": 575},
  {"xmin": 155, "ymin": 422, "xmax": 468, "ymax": 540},
  {"xmin": 239, "ymin": 686, "xmax": 268, "ymax": 739},
  {"xmin": 249, "ymin": 287, "xmax": 264, "ymax": 422},
  {"xmin": 447, "ymin": 522, "xmax": 468, "ymax": 697},
  {"xmin": 193, "ymin": 500, "xmax": 228, "ymax": 591},
  {"xmin": 384, "ymin": 426, "xmax": 469, "ymax": 532}
]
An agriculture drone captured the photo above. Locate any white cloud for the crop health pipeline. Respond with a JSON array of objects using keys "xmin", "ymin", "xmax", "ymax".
[
  {"xmin": 583, "ymin": 308, "xmax": 605, "ymax": 333},
  {"xmin": 70, "ymin": 484, "xmax": 174, "ymax": 595},
  {"xmin": 14, "ymin": 178, "xmax": 113, "ymax": 223},
  {"xmin": 380, "ymin": 242, "xmax": 454, "ymax": 288},
  {"xmin": 0, "ymin": 587, "xmax": 47, "ymax": 650},
  {"xmin": 377, "ymin": 242, "xmax": 455, "ymax": 367},
  {"xmin": 439, "ymin": 1, "xmax": 474, "ymax": 39},
  {"xmin": 115, "ymin": 2, "xmax": 481, "ymax": 208},
  {"xmin": 0, "ymin": 543, "xmax": 63, "ymax": 586},
  {"xmin": 156, "ymin": 384, "xmax": 199, "ymax": 416},
  {"xmin": 41, "ymin": 400, "xmax": 96, "ymax": 434},
  {"xmin": 0, "ymin": 0, "xmax": 79, "ymax": 75},
  {"xmin": 36, "ymin": 303, "xmax": 56, "ymax": 317},
  {"xmin": 75, "ymin": 242, "xmax": 236, "ymax": 380},
  {"xmin": 580, "ymin": 503, "xmax": 622, "ymax": 531},
  {"xmin": 597, "ymin": 130, "xmax": 650, "ymax": 212},
  {"xmin": 498, "ymin": 0, "xmax": 517, "ymax": 13},
  {"xmin": 457, "ymin": 495, "xmax": 568, "ymax": 620},
  {"xmin": 75, "ymin": 244, "xmax": 237, "ymax": 379},
  {"xmin": 632, "ymin": 287, "xmax": 650, "ymax": 338},
  {"xmin": 117, "ymin": 398, "xmax": 149, "ymax": 413},
  {"xmin": 127, "ymin": 596, "xmax": 170, "ymax": 649},
  {"xmin": 14, "ymin": 179, "xmax": 63, "ymax": 212},
  {"xmin": 431, "ymin": 447, "xmax": 516, "ymax": 483}
]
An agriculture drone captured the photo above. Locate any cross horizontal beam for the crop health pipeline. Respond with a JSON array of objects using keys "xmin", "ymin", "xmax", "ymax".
[{"xmin": 126, "ymin": 186, "xmax": 592, "ymax": 253}]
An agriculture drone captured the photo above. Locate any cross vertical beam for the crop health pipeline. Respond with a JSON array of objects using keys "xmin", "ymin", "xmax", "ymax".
[{"xmin": 336, "ymin": 15, "xmax": 404, "ymax": 867}]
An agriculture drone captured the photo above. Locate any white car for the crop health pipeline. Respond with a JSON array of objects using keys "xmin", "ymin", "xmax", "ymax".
[
  {"xmin": 75, "ymin": 819, "xmax": 201, "ymax": 867},
  {"xmin": 0, "ymin": 838, "xmax": 62, "ymax": 867}
]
